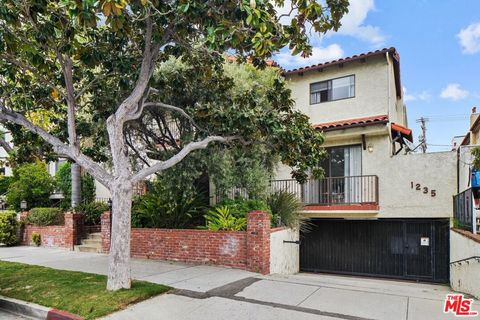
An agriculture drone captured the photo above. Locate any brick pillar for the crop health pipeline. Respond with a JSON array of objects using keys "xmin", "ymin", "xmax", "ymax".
[
  {"xmin": 101, "ymin": 211, "xmax": 111, "ymax": 253},
  {"xmin": 19, "ymin": 211, "xmax": 29, "ymax": 221},
  {"xmin": 64, "ymin": 212, "xmax": 83, "ymax": 250},
  {"xmin": 246, "ymin": 211, "xmax": 271, "ymax": 274}
]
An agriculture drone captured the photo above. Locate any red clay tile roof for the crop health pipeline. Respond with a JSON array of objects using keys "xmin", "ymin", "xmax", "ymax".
[
  {"xmin": 283, "ymin": 47, "xmax": 402, "ymax": 98},
  {"xmin": 313, "ymin": 115, "xmax": 389, "ymax": 132},
  {"xmin": 391, "ymin": 123, "xmax": 413, "ymax": 142}
]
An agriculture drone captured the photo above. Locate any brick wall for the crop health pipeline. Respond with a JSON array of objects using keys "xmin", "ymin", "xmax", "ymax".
[
  {"xmin": 101, "ymin": 211, "xmax": 271, "ymax": 273},
  {"xmin": 20, "ymin": 212, "xmax": 83, "ymax": 250}
]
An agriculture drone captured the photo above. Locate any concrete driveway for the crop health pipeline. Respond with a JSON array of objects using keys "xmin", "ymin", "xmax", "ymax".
[{"xmin": 1, "ymin": 246, "xmax": 478, "ymax": 320}]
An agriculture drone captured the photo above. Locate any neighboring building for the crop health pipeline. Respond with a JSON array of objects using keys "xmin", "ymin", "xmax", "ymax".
[
  {"xmin": 453, "ymin": 107, "xmax": 480, "ymax": 234},
  {"xmin": 272, "ymin": 48, "xmax": 456, "ymax": 282}
]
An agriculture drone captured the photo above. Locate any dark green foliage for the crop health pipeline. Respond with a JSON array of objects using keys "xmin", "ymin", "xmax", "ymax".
[
  {"xmin": 6, "ymin": 162, "xmax": 55, "ymax": 211},
  {"xmin": 132, "ymin": 180, "xmax": 205, "ymax": 229},
  {"xmin": 26, "ymin": 207, "xmax": 64, "ymax": 226},
  {"xmin": 55, "ymin": 162, "xmax": 97, "ymax": 210},
  {"xmin": 472, "ymin": 147, "xmax": 480, "ymax": 170},
  {"xmin": 214, "ymin": 197, "xmax": 270, "ymax": 219},
  {"xmin": 77, "ymin": 201, "xmax": 109, "ymax": 226},
  {"xmin": 267, "ymin": 191, "xmax": 311, "ymax": 231},
  {"xmin": 31, "ymin": 232, "xmax": 41, "ymax": 246},
  {"xmin": 0, "ymin": 176, "xmax": 13, "ymax": 195},
  {"xmin": 205, "ymin": 206, "xmax": 246, "ymax": 231},
  {"xmin": 0, "ymin": 210, "xmax": 18, "ymax": 246},
  {"xmin": 0, "ymin": 261, "xmax": 170, "ymax": 320}
]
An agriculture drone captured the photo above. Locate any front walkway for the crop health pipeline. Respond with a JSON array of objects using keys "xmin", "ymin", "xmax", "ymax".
[{"xmin": 1, "ymin": 246, "xmax": 478, "ymax": 320}]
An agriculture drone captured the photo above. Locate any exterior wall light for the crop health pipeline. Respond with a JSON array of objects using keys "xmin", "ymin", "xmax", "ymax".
[
  {"xmin": 20, "ymin": 200, "xmax": 27, "ymax": 210},
  {"xmin": 367, "ymin": 145, "xmax": 374, "ymax": 153}
]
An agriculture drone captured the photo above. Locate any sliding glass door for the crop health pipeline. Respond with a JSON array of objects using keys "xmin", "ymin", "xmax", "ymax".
[{"xmin": 305, "ymin": 145, "xmax": 362, "ymax": 204}]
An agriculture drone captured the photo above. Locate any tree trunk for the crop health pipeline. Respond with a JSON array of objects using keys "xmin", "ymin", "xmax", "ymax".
[
  {"xmin": 71, "ymin": 163, "xmax": 81, "ymax": 208},
  {"xmin": 106, "ymin": 178, "xmax": 133, "ymax": 290}
]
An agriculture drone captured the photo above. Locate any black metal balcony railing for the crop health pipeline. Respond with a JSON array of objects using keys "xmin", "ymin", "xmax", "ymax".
[
  {"xmin": 215, "ymin": 175, "xmax": 379, "ymax": 206},
  {"xmin": 270, "ymin": 175, "xmax": 379, "ymax": 206},
  {"xmin": 453, "ymin": 188, "xmax": 474, "ymax": 233}
]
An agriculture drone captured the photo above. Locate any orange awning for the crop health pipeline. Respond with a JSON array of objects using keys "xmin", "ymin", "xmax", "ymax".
[{"xmin": 391, "ymin": 123, "xmax": 413, "ymax": 142}]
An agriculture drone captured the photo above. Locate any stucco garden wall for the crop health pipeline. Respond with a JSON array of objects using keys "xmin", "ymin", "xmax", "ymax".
[
  {"xmin": 450, "ymin": 229, "xmax": 480, "ymax": 299},
  {"xmin": 269, "ymin": 228, "xmax": 299, "ymax": 274}
]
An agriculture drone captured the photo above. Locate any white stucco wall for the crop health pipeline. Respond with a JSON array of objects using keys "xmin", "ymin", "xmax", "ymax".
[
  {"xmin": 364, "ymin": 136, "xmax": 456, "ymax": 218},
  {"xmin": 270, "ymin": 228, "xmax": 299, "ymax": 275},
  {"xmin": 450, "ymin": 230, "xmax": 480, "ymax": 299},
  {"xmin": 95, "ymin": 179, "xmax": 111, "ymax": 199},
  {"xmin": 285, "ymin": 55, "xmax": 406, "ymax": 127},
  {"xmin": 274, "ymin": 132, "xmax": 456, "ymax": 219}
]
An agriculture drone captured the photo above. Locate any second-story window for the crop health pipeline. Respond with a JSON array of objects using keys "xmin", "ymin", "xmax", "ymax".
[{"xmin": 310, "ymin": 75, "xmax": 355, "ymax": 104}]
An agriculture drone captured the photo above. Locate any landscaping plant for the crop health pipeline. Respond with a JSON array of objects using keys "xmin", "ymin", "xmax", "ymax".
[
  {"xmin": 26, "ymin": 208, "xmax": 64, "ymax": 226},
  {"xmin": 267, "ymin": 191, "xmax": 311, "ymax": 232},
  {"xmin": 31, "ymin": 232, "xmax": 41, "ymax": 246},
  {"xmin": 6, "ymin": 162, "xmax": 55, "ymax": 211},
  {"xmin": 132, "ymin": 180, "xmax": 205, "ymax": 229},
  {"xmin": 0, "ymin": 210, "xmax": 18, "ymax": 246},
  {"xmin": 77, "ymin": 201, "xmax": 110, "ymax": 226},
  {"xmin": 205, "ymin": 206, "xmax": 246, "ymax": 231},
  {"xmin": 214, "ymin": 197, "xmax": 271, "ymax": 218}
]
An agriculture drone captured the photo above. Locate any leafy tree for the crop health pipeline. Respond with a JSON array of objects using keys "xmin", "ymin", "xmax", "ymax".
[
  {"xmin": 0, "ymin": 0, "xmax": 349, "ymax": 290},
  {"xmin": 6, "ymin": 162, "xmax": 55, "ymax": 211}
]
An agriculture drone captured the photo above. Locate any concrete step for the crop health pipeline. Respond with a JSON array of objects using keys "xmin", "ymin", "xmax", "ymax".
[
  {"xmin": 74, "ymin": 245, "xmax": 101, "ymax": 253},
  {"xmin": 87, "ymin": 233, "xmax": 102, "ymax": 241},
  {"xmin": 81, "ymin": 238, "xmax": 102, "ymax": 246}
]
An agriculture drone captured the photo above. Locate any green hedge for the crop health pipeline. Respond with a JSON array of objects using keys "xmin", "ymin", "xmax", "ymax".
[
  {"xmin": 26, "ymin": 208, "xmax": 64, "ymax": 226},
  {"xmin": 0, "ymin": 210, "xmax": 18, "ymax": 246}
]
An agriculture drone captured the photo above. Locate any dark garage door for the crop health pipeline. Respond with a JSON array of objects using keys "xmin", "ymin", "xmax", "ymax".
[{"xmin": 300, "ymin": 219, "xmax": 449, "ymax": 282}]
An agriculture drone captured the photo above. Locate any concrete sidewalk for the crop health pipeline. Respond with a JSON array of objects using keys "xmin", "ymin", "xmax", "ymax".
[
  {"xmin": 1, "ymin": 246, "xmax": 478, "ymax": 320},
  {"xmin": 0, "ymin": 246, "xmax": 255, "ymax": 292}
]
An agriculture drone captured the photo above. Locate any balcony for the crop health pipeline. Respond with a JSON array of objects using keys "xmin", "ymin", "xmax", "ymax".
[
  {"xmin": 453, "ymin": 188, "xmax": 477, "ymax": 233},
  {"xmin": 270, "ymin": 175, "xmax": 379, "ymax": 210}
]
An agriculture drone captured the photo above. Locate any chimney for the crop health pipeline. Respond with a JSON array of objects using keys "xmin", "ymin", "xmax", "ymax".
[{"xmin": 473, "ymin": 106, "xmax": 477, "ymax": 114}]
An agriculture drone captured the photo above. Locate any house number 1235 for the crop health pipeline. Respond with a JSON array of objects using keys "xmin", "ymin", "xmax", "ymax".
[{"xmin": 411, "ymin": 182, "xmax": 436, "ymax": 197}]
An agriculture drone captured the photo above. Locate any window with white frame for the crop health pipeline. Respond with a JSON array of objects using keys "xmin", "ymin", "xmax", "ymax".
[{"xmin": 310, "ymin": 75, "xmax": 355, "ymax": 104}]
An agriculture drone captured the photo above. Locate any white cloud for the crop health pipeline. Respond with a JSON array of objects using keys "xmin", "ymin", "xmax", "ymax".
[
  {"xmin": 275, "ymin": 44, "xmax": 344, "ymax": 69},
  {"xmin": 331, "ymin": 0, "xmax": 386, "ymax": 47},
  {"xmin": 440, "ymin": 84, "xmax": 469, "ymax": 101},
  {"xmin": 403, "ymin": 87, "xmax": 431, "ymax": 103},
  {"xmin": 457, "ymin": 22, "xmax": 480, "ymax": 54}
]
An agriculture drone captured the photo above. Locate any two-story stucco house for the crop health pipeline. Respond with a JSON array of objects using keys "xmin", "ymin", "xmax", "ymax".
[{"xmin": 273, "ymin": 48, "xmax": 456, "ymax": 283}]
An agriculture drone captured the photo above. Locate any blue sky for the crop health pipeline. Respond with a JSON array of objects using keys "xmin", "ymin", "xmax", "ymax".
[{"xmin": 274, "ymin": 0, "xmax": 480, "ymax": 152}]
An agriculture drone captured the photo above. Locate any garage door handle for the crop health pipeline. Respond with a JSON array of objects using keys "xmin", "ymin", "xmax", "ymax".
[{"xmin": 284, "ymin": 240, "xmax": 300, "ymax": 244}]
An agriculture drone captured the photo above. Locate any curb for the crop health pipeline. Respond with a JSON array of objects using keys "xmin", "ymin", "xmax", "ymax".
[{"xmin": 0, "ymin": 296, "xmax": 82, "ymax": 320}]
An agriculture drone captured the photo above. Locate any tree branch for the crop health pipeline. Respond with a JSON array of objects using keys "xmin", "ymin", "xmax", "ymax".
[
  {"xmin": 0, "ymin": 136, "xmax": 12, "ymax": 154},
  {"xmin": 0, "ymin": 106, "xmax": 114, "ymax": 187},
  {"xmin": 131, "ymin": 135, "xmax": 240, "ymax": 182},
  {"xmin": 143, "ymin": 102, "xmax": 205, "ymax": 131}
]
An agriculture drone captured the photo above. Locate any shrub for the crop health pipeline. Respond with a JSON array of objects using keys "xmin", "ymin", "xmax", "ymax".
[
  {"xmin": 132, "ymin": 180, "xmax": 205, "ymax": 228},
  {"xmin": 6, "ymin": 162, "xmax": 55, "ymax": 211},
  {"xmin": 205, "ymin": 206, "xmax": 246, "ymax": 231},
  {"xmin": 77, "ymin": 201, "xmax": 109, "ymax": 225},
  {"xmin": 31, "ymin": 232, "xmax": 41, "ymax": 246},
  {"xmin": 267, "ymin": 191, "xmax": 311, "ymax": 232},
  {"xmin": 0, "ymin": 210, "xmax": 18, "ymax": 246},
  {"xmin": 26, "ymin": 208, "xmax": 64, "ymax": 226},
  {"xmin": 214, "ymin": 197, "xmax": 270, "ymax": 219}
]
